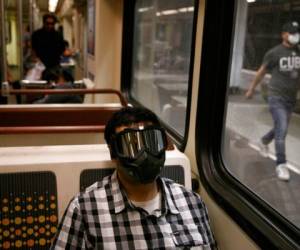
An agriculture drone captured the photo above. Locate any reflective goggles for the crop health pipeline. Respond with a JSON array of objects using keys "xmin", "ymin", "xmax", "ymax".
[{"xmin": 113, "ymin": 126, "xmax": 168, "ymax": 159}]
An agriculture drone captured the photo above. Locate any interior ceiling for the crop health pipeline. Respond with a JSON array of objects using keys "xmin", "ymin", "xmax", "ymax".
[
  {"xmin": 36, "ymin": 0, "xmax": 49, "ymax": 12},
  {"xmin": 5, "ymin": 0, "xmax": 49, "ymax": 12}
]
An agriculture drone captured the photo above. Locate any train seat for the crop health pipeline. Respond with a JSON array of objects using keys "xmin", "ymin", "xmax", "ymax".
[
  {"xmin": 0, "ymin": 171, "xmax": 58, "ymax": 249},
  {"xmin": 0, "ymin": 103, "xmax": 123, "ymax": 147},
  {"xmin": 80, "ymin": 165, "xmax": 187, "ymax": 191},
  {"xmin": 0, "ymin": 87, "xmax": 128, "ymax": 147},
  {"xmin": 0, "ymin": 144, "xmax": 191, "ymax": 221}
]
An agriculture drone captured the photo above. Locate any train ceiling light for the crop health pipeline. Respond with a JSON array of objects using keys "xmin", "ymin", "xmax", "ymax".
[{"xmin": 48, "ymin": 0, "xmax": 59, "ymax": 12}]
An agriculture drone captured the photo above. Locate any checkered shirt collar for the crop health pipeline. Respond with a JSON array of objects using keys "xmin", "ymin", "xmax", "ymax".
[{"xmin": 109, "ymin": 170, "xmax": 180, "ymax": 215}]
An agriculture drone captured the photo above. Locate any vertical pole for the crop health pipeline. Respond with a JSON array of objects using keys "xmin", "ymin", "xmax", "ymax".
[
  {"xmin": 229, "ymin": 1, "xmax": 248, "ymax": 89},
  {"xmin": 29, "ymin": 0, "xmax": 33, "ymax": 33},
  {"xmin": 0, "ymin": 0, "xmax": 7, "ymax": 82},
  {"xmin": 17, "ymin": 0, "xmax": 23, "ymax": 78}
]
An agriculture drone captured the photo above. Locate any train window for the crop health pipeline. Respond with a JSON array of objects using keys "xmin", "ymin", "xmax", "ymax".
[
  {"xmin": 129, "ymin": 0, "xmax": 196, "ymax": 138},
  {"xmin": 224, "ymin": 0, "xmax": 300, "ymax": 231}
]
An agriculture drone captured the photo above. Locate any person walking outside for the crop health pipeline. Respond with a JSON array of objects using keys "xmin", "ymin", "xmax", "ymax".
[{"xmin": 245, "ymin": 21, "xmax": 300, "ymax": 181}]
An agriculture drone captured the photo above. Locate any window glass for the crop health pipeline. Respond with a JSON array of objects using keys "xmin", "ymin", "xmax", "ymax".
[
  {"xmin": 131, "ymin": 0, "xmax": 196, "ymax": 136},
  {"xmin": 224, "ymin": 0, "xmax": 300, "ymax": 229}
]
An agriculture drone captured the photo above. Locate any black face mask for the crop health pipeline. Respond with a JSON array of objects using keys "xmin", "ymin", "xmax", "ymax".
[
  {"xmin": 112, "ymin": 126, "xmax": 167, "ymax": 184},
  {"xmin": 119, "ymin": 150, "xmax": 165, "ymax": 184}
]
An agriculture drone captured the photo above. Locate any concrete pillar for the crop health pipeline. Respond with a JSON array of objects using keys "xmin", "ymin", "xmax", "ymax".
[{"xmin": 229, "ymin": 0, "xmax": 248, "ymax": 89}]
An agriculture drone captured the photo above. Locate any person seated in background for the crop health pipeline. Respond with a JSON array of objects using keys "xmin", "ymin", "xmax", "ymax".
[
  {"xmin": 60, "ymin": 40, "xmax": 74, "ymax": 63},
  {"xmin": 51, "ymin": 107, "xmax": 217, "ymax": 249},
  {"xmin": 60, "ymin": 40, "xmax": 76, "ymax": 79},
  {"xmin": 34, "ymin": 67, "xmax": 83, "ymax": 104}
]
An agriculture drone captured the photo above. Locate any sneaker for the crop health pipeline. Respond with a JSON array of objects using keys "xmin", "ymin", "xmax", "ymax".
[
  {"xmin": 276, "ymin": 164, "xmax": 290, "ymax": 181},
  {"xmin": 258, "ymin": 141, "xmax": 269, "ymax": 158}
]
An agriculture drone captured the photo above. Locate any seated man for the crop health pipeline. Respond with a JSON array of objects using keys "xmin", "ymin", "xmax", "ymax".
[
  {"xmin": 51, "ymin": 107, "xmax": 217, "ymax": 249},
  {"xmin": 34, "ymin": 67, "xmax": 83, "ymax": 104}
]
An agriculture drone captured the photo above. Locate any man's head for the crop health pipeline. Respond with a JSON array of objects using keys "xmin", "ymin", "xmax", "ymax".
[
  {"xmin": 42, "ymin": 66, "xmax": 74, "ymax": 84},
  {"xmin": 43, "ymin": 13, "xmax": 58, "ymax": 32},
  {"xmin": 105, "ymin": 107, "xmax": 168, "ymax": 184},
  {"xmin": 281, "ymin": 21, "xmax": 300, "ymax": 46}
]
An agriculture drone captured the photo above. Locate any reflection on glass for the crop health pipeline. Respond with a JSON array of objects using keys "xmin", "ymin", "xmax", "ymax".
[
  {"xmin": 131, "ymin": 0, "xmax": 195, "ymax": 136},
  {"xmin": 224, "ymin": 0, "xmax": 300, "ymax": 228}
]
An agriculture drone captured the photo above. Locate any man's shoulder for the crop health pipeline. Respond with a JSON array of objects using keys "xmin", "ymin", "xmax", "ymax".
[
  {"xmin": 162, "ymin": 177, "xmax": 188, "ymax": 190},
  {"xmin": 84, "ymin": 175, "xmax": 111, "ymax": 191},
  {"xmin": 266, "ymin": 44, "xmax": 283, "ymax": 55},
  {"xmin": 32, "ymin": 28, "xmax": 43, "ymax": 36},
  {"xmin": 65, "ymin": 175, "xmax": 113, "ymax": 212},
  {"xmin": 161, "ymin": 177, "xmax": 202, "ymax": 200},
  {"xmin": 77, "ymin": 175, "xmax": 111, "ymax": 199}
]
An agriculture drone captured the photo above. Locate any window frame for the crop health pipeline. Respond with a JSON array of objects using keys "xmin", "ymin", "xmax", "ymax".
[
  {"xmin": 196, "ymin": 1, "xmax": 300, "ymax": 249},
  {"xmin": 121, "ymin": 0, "xmax": 199, "ymax": 150}
]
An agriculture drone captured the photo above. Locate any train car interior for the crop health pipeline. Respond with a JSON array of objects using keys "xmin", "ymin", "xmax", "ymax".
[{"xmin": 0, "ymin": 0, "xmax": 299, "ymax": 249}]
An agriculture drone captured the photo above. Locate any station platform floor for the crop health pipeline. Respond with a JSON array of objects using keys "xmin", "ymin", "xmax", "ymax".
[
  {"xmin": 225, "ymin": 92, "xmax": 300, "ymax": 228},
  {"xmin": 227, "ymin": 92, "xmax": 300, "ymax": 174}
]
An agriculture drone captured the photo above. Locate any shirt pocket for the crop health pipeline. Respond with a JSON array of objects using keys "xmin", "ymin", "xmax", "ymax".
[{"xmin": 171, "ymin": 224, "xmax": 204, "ymax": 249}]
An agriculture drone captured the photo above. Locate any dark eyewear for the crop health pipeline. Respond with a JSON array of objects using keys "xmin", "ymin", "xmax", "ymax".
[{"xmin": 113, "ymin": 126, "xmax": 167, "ymax": 159}]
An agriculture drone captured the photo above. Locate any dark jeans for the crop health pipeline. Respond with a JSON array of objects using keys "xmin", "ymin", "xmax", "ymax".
[{"xmin": 261, "ymin": 96, "xmax": 294, "ymax": 165}]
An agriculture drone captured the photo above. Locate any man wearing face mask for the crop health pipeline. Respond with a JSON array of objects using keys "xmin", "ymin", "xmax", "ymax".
[
  {"xmin": 51, "ymin": 107, "xmax": 216, "ymax": 249},
  {"xmin": 245, "ymin": 21, "xmax": 300, "ymax": 181}
]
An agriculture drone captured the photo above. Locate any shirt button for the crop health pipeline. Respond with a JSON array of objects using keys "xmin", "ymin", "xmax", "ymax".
[{"xmin": 173, "ymin": 231, "xmax": 180, "ymax": 236}]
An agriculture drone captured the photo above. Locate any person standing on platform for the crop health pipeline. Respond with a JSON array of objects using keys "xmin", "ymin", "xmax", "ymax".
[{"xmin": 245, "ymin": 21, "xmax": 300, "ymax": 181}]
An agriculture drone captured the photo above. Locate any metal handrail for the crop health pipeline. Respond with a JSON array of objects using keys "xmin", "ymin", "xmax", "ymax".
[{"xmin": 1, "ymin": 88, "xmax": 128, "ymax": 107}]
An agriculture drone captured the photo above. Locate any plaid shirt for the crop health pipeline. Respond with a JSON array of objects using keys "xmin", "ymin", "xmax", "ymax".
[{"xmin": 51, "ymin": 171, "xmax": 216, "ymax": 249}]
